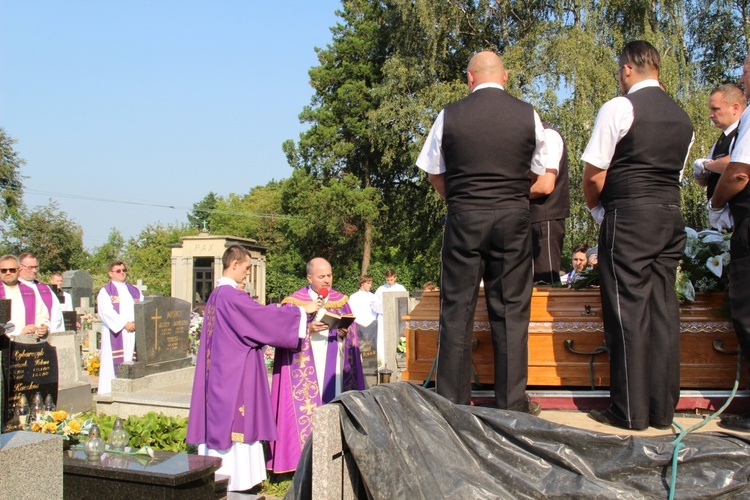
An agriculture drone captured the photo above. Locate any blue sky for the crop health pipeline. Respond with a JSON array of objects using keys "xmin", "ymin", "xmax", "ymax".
[{"xmin": 1, "ymin": 0, "xmax": 341, "ymax": 250}]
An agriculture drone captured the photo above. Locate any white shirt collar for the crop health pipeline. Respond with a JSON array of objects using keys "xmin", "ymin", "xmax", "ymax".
[
  {"xmin": 627, "ymin": 79, "xmax": 661, "ymax": 94},
  {"xmin": 216, "ymin": 276, "xmax": 237, "ymax": 288},
  {"xmin": 724, "ymin": 120, "xmax": 740, "ymax": 135},
  {"xmin": 472, "ymin": 82, "xmax": 504, "ymax": 93}
]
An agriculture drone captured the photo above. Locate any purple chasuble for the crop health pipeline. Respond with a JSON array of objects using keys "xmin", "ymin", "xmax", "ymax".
[
  {"xmin": 0, "ymin": 282, "xmax": 39, "ymax": 326},
  {"xmin": 186, "ymin": 284, "xmax": 304, "ymax": 450},
  {"xmin": 102, "ymin": 281, "xmax": 141, "ymax": 372},
  {"xmin": 267, "ymin": 286, "xmax": 365, "ymax": 473}
]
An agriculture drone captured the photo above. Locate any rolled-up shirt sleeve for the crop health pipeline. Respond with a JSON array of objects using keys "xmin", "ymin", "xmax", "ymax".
[
  {"xmin": 530, "ymin": 111, "xmax": 548, "ymax": 175},
  {"xmin": 416, "ymin": 111, "xmax": 446, "ymax": 175},
  {"xmin": 581, "ymin": 96, "xmax": 634, "ymax": 170}
]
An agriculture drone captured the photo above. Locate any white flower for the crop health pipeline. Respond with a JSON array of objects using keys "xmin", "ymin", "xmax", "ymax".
[
  {"xmin": 706, "ymin": 255, "xmax": 723, "ymax": 277},
  {"xmin": 700, "ymin": 231, "xmax": 725, "ymax": 245},
  {"xmin": 684, "ymin": 228, "xmax": 700, "ymax": 258}
]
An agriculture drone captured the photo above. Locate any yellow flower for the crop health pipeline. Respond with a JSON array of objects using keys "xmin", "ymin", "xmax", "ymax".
[
  {"xmin": 30, "ymin": 422, "xmax": 42, "ymax": 432},
  {"xmin": 67, "ymin": 420, "xmax": 82, "ymax": 435},
  {"xmin": 52, "ymin": 410, "xmax": 68, "ymax": 422},
  {"xmin": 42, "ymin": 422, "xmax": 57, "ymax": 434}
]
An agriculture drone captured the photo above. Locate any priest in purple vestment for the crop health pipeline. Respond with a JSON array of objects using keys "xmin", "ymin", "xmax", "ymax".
[
  {"xmin": 267, "ymin": 257, "xmax": 366, "ymax": 474},
  {"xmin": 187, "ymin": 245, "xmax": 320, "ymax": 492}
]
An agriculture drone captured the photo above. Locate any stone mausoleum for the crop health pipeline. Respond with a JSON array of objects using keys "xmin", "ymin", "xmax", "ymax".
[{"xmin": 169, "ymin": 230, "xmax": 267, "ymax": 307}]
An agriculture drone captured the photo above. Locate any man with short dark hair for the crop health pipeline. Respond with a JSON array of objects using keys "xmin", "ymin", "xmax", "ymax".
[
  {"xmin": 693, "ymin": 84, "xmax": 746, "ymax": 204},
  {"xmin": 96, "ymin": 260, "xmax": 142, "ymax": 395},
  {"xmin": 582, "ymin": 40, "xmax": 694, "ymax": 431},
  {"xmin": 563, "ymin": 243, "xmax": 590, "ymax": 284},
  {"xmin": 187, "ymin": 245, "xmax": 319, "ymax": 491}
]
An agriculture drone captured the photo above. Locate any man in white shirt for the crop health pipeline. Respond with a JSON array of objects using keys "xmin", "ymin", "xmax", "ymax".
[
  {"xmin": 693, "ymin": 83, "xmax": 745, "ymax": 206},
  {"xmin": 416, "ymin": 51, "xmax": 546, "ymax": 414},
  {"xmin": 50, "ymin": 272, "xmax": 74, "ymax": 312},
  {"xmin": 582, "ymin": 41, "xmax": 693, "ymax": 431},
  {"xmin": 709, "ymin": 54, "xmax": 750, "ymax": 431},
  {"xmin": 18, "ymin": 253, "xmax": 64, "ymax": 333},
  {"xmin": 0, "ymin": 254, "xmax": 48, "ymax": 338},
  {"xmin": 97, "ymin": 261, "xmax": 142, "ymax": 394}
]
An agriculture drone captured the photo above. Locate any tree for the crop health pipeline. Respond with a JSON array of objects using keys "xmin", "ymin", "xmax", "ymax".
[
  {"xmin": 0, "ymin": 128, "xmax": 26, "ymax": 223},
  {"xmin": 124, "ymin": 223, "xmax": 195, "ymax": 296},
  {"xmin": 187, "ymin": 191, "xmax": 218, "ymax": 231},
  {"xmin": 3, "ymin": 201, "xmax": 88, "ymax": 274},
  {"xmin": 88, "ymin": 228, "xmax": 126, "ymax": 275}
]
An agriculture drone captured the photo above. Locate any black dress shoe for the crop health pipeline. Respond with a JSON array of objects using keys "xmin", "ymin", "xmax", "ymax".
[
  {"xmin": 650, "ymin": 422, "xmax": 673, "ymax": 430},
  {"xmin": 526, "ymin": 400, "xmax": 542, "ymax": 416},
  {"xmin": 589, "ymin": 408, "xmax": 646, "ymax": 431},
  {"xmin": 719, "ymin": 414, "xmax": 750, "ymax": 432}
]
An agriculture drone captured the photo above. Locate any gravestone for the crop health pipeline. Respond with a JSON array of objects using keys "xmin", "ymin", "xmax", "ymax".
[
  {"xmin": 118, "ymin": 296, "xmax": 192, "ymax": 379},
  {"xmin": 357, "ymin": 323, "xmax": 378, "ymax": 388},
  {"xmin": 2, "ymin": 338, "xmax": 59, "ymax": 431},
  {"xmin": 48, "ymin": 331, "xmax": 92, "ymax": 413},
  {"xmin": 64, "ymin": 270, "xmax": 92, "ymax": 313}
]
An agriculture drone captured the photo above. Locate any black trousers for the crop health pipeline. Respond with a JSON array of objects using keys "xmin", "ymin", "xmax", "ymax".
[
  {"xmin": 730, "ymin": 217, "xmax": 750, "ymax": 368},
  {"xmin": 531, "ymin": 218, "xmax": 566, "ymax": 284},
  {"xmin": 436, "ymin": 208, "xmax": 532, "ymax": 409},
  {"xmin": 597, "ymin": 204, "xmax": 685, "ymax": 429}
]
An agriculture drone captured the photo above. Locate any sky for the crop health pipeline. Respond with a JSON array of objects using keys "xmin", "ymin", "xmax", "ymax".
[{"xmin": 0, "ymin": 0, "xmax": 342, "ymax": 250}]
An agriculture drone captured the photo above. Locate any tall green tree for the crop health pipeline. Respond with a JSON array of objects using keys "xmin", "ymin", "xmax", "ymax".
[
  {"xmin": 88, "ymin": 228, "xmax": 126, "ymax": 275},
  {"xmin": 187, "ymin": 191, "xmax": 218, "ymax": 231},
  {"xmin": 4, "ymin": 201, "xmax": 88, "ymax": 273},
  {"xmin": 124, "ymin": 223, "xmax": 194, "ymax": 296},
  {"xmin": 0, "ymin": 128, "xmax": 26, "ymax": 223}
]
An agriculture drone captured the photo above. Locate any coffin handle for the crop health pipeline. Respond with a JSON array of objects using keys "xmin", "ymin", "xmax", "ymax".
[
  {"xmin": 564, "ymin": 340, "xmax": 608, "ymax": 390},
  {"xmin": 713, "ymin": 340, "xmax": 739, "ymax": 355}
]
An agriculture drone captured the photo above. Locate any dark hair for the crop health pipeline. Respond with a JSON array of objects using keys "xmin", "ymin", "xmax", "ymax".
[
  {"xmin": 108, "ymin": 260, "xmax": 127, "ymax": 272},
  {"xmin": 711, "ymin": 83, "xmax": 746, "ymax": 107},
  {"xmin": 359, "ymin": 275, "xmax": 373, "ymax": 285},
  {"xmin": 385, "ymin": 269, "xmax": 397, "ymax": 278},
  {"xmin": 620, "ymin": 40, "xmax": 660, "ymax": 74},
  {"xmin": 572, "ymin": 244, "xmax": 590, "ymax": 255},
  {"xmin": 222, "ymin": 245, "xmax": 250, "ymax": 270}
]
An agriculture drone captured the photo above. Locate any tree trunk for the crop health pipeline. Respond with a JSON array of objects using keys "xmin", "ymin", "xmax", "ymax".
[{"xmin": 361, "ymin": 220, "xmax": 372, "ymax": 276}]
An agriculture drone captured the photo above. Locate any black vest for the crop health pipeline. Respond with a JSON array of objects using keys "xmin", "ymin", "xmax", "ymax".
[
  {"xmin": 600, "ymin": 87, "xmax": 693, "ymax": 210},
  {"xmin": 530, "ymin": 124, "xmax": 570, "ymax": 222},
  {"xmin": 707, "ymin": 127, "xmax": 737, "ymax": 200},
  {"xmin": 442, "ymin": 87, "xmax": 536, "ymax": 213}
]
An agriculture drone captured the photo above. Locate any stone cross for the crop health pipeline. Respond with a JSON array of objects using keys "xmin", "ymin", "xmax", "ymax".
[{"xmin": 135, "ymin": 279, "xmax": 148, "ymax": 295}]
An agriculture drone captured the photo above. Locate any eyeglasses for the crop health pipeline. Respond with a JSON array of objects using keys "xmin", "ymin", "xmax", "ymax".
[
  {"xmin": 21, "ymin": 265, "xmax": 39, "ymax": 270},
  {"xmin": 111, "ymin": 269, "xmax": 127, "ymax": 274},
  {"xmin": 0, "ymin": 268, "xmax": 19, "ymax": 273}
]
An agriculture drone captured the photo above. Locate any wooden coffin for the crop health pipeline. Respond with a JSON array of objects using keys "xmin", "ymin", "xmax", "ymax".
[{"xmin": 403, "ymin": 288, "xmax": 746, "ymax": 389}]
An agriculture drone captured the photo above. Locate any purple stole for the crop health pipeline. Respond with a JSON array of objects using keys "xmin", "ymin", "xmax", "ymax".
[
  {"xmin": 269, "ymin": 287, "xmax": 365, "ymax": 471},
  {"xmin": 35, "ymin": 282, "xmax": 54, "ymax": 316},
  {"xmin": 0, "ymin": 282, "xmax": 38, "ymax": 326},
  {"xmin": 103, "ymin": 281, "xmax": 141, "ymax": 372}
]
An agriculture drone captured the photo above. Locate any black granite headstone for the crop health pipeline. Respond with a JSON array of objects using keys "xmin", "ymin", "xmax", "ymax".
[
  {"xmin": 358, "ymin": 321, "xmax": 378, "ymax": 388},
  {"xmin": 2, "ymin": 340, "xmax": 58, "ymax": 431},
  {"xmin": 64, "ymin": 270, "xmax": 92, "ymax": 312},
  {"xmin": 119, "ymin": 296, "xmax": 192, "ymax": 378}
]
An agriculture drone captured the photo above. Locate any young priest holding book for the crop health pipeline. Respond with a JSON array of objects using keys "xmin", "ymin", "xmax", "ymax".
[{"xmin": 268, "ymin": 257, "xmax": 366, "ymax": 473}]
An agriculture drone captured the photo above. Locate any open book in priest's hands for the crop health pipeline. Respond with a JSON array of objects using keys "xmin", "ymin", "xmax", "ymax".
[{"xmin": 316, "ymin": 310, "xmax": 356, "ymax": 331}]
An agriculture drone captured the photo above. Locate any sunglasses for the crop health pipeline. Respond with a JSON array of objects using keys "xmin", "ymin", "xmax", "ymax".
[
  {"xmin": 0, "ymin": 268, "xmax": 19, "ymax": 273},
  {"xmin": 111, "ymin": 269, "xmax": 127, "ymax": 274}
]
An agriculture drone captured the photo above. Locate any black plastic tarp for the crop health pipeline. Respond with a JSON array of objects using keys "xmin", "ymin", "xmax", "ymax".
[{"xmin": 288, "ymin": 382, "xmax": 750, "ymax": 499}]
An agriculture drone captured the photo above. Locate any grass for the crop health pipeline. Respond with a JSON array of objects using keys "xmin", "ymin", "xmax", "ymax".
[{"xmin": 261, "ymin": 472, "xmax": 294, "ymax": 497}]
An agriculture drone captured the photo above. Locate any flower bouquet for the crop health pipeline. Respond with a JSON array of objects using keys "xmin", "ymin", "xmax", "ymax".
[
  {"xmin": 676, "ymin": 228, "xmax": 731, "ymax": 302},
  {"xmin": 29, "ymin": 410, "xmax": 94, "ymax": 447},
  {"xmin": 188, "ymin": 311, "xmax": 203, "ymax": 355}
]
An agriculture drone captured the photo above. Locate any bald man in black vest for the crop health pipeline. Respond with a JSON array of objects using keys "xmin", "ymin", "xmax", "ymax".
[
  {"xmin": 416, "ymin": 51, "xmax": 546, "ymax": 414},
  {"xmin": 582, "ymin": 41, "xmax": 694, "ymax": 431}
]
